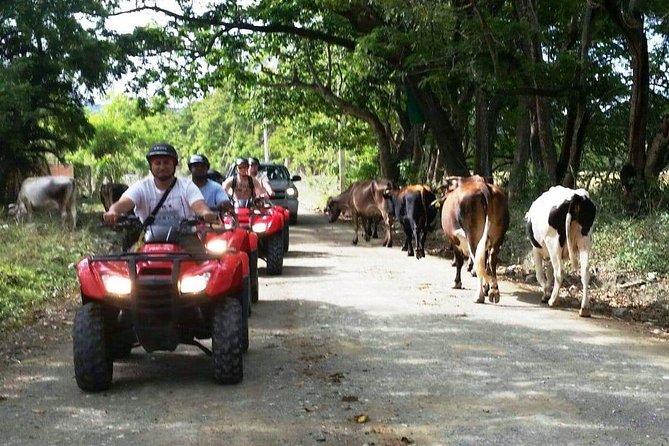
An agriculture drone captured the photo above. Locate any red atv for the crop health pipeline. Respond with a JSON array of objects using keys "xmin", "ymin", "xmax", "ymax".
[
  {"xmin": 73, "ymin": 216, "xmax": 251, "ymax": 392},
  {"xmin": 204, "ymin": 211, "xmax": 259, "ymax": 303},
  {"xmin": 224, "ymin": 199, "xmax": 289, "ymax": 276}
]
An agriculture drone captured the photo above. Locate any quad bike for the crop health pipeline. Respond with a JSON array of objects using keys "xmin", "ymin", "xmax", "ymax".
[
  {"xmin": 205, "ymin": 210, "xmax": 259, "ymax": 303},
  {"xmin": 223, "ymin": 199, "xmax": 289, "ymax": 276},
  {"xmin": 73, "ymin": 215, "xmax": 252, "ymax": 392}
]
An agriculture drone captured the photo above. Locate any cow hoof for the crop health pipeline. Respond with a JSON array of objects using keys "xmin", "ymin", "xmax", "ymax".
[
  {"xmin": 548, "ymin": 298, "xmax": 559, "ymax": 308},
  {"xmin": 488, "ymin": 290, "xmax": 500, "ymax": 304},
  {"xmin": 579, "ymin": 307, "xmax": 591, "ymax": 317},
  {"xmin": 364, "ymin": 236, "xmax": 371, "ymax": 242},
  {"xmin": 474, "ymin": 296, "xmax": 485, "ymax": 304},
  {"xmin": 408, "ymin": 252, "xmax": 414, "ymax": 257},
  {"xmin": 452, "ymin": 282, "xmax": 463, "ymax": 289},
  {"xmin": 352, "ymin": 240, "xmax": 358, "ymax": 245},
  {"xmin": 541, "ymin": 295, "xmax": 550, "ymax": 304},
  {"xmin": 401, "ymin": 246, "xmax": 408, "ymax": 252}
]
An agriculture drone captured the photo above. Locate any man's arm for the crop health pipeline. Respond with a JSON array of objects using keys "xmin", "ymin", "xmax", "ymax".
[
  {"xmin": 103, "ymin": 196, "xmax": 135, "ymax": 223},
  {"xmin": 191, "ymin": 199, "xmax": 218, "ymax": 223}
]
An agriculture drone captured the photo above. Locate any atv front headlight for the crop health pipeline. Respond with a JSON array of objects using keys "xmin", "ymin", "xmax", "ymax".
[
  {"xmin": 102, "ymin": 274, "xmax": 132, "ymax": 296},
  {"xmin": 252, "ymin": 221, "xmax": 268, "ymax": 233},
  {"xmin": 179, "ymin": 272, "xmax": 211, "ymax": 294},
  {"xmin": 206, "ymin": 238, "xmax": 228, "ymax": 255}
]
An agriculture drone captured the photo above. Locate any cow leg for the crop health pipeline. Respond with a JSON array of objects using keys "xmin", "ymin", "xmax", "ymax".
[
  {"xmin": 372, "ymin": 218, "xmax": 379, "ymax": 239},
  {"xmin": 382, "ymin": 214, "xmax": 393, "ymax": 248},
  {"xmin": 487, "ymin": 246, "xmax": 501, "ymax": 303},
  {"xmin": 363, "ymin": 218, "xmax": 372, "ymax": 242},
  {"xmin": 452, "ymin": 251, "xmax": 464, "ymax": 289},
  {"xmin": 546, "ymin": 240, "xmax": 563, "ymax": 308},
  {"xmin": 578, "ymin": 246, "xmax": 592, "ymax": 317},
  {"xmin": 533, "ymin": 249, "xmax": 550, "ymax": 302},
  {"xmin": 352, "ymin": 213, "xmax": 360, "ymax": 245},
  {"xmin": 411, "ymin": 221, "xmax": 422, "ymax": 259},
  {"xmin": 416, "ymin": 227, "xmax": 426, "ymax": 260},
  {"xmin": 403, "ymin": 220, "xmax": 414, "ymax": 256}
]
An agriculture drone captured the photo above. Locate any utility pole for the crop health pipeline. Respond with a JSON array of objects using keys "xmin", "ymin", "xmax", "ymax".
[{"xmin": 263, "ymin": 125, "xmax": 270, "ymax": 162}]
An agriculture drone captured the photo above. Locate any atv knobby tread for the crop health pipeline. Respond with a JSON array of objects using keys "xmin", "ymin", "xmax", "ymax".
[
  {"xmin": 73, "ymin": 302, "xmax": 113, "ymax": 392},
  {"xmin": 265, "ymin": 232, "xmax": 284, "ymax": 275},
  {"xmin": 212, "ymin": 298, "xmax": 243, "ymax": 384}
]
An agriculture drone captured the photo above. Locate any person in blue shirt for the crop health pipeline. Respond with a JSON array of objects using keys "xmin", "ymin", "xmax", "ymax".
[{"xmin": 188, "ymin": 154, "xmax": 231, "ymax": 212}]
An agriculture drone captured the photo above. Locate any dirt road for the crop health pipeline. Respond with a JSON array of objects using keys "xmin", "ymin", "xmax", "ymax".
[{"xmin": 1, "ymin": 206, "xmax": 668, "ymax": 445}]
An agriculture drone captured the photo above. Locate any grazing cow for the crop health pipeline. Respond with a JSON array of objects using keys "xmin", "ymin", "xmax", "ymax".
[
  {"xmin": 440, "ymin": 175, "xmax": 509, "ymax": 303},
  {"xmin": 9, "ymin": 176, "xmax": 77, "ymax": 229},
  {"xmin": 325, "ymin": 179, "xmax": 395, "ymax": 247},
  {"xmin": 384, "ymin": 185, "xmax": 438, "ymax": 259},
  {"xmin": 526, "ymin": 186, "xmax": 596, "ymax": 317},
  {"xmin": 99, "ymin": 182, "xmax": 129, "ymax": 211}
]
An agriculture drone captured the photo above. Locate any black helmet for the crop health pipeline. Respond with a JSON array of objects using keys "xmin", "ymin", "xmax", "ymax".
[
  {"xmin": 146, "ymin": 143, "xmax": 179, "ymax": 164},
  {"xmin": 248, "ymin": 157, "xmax": 260, "ymax": 166},
  {"xmin": 188, "ymin": 154, "xmax": 210, "ymax": 168},
  {"xmin": 235, "ymin": 157, "xmax": 249, "ymax": 167}
]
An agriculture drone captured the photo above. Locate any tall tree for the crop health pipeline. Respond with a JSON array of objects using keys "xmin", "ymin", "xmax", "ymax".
[{"xmin": 0, "ymin": 0, "xmax": 124, "ymax": 203}]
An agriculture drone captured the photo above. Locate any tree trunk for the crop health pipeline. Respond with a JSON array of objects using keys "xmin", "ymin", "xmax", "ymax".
[
  {"xmin": 407, "ymin": 77, "xmax": 470, "ymax": 177},
  {"xmin": 508, "ymin": 97, "xmax": 532, "ymax": 199},
  {"xmin": 560, "ymin": 4, "xmax": 595, "ymax": 188},
  {"xmin": 602, "ymin": 0, "xmax": 650, "ymax": 195},
  {"xmin": 644, "ymin": 116, "xmax": 669, "ymax": 179},
  {"xmin": 515, "ymin": 0, "xmax": 557, "ymax": 185},
  {"xmin": 474, "ymin": 88, "xmax": 501, "ymax": 180}
]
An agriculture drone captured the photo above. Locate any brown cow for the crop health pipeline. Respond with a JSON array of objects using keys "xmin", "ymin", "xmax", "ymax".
[
  {"xmin": 325, "ymin": 179, "xmax": 395, "ymax": 247},
  {"xmin": 440, "ymin": 175, "xmax": 509, "ymax": 303}
]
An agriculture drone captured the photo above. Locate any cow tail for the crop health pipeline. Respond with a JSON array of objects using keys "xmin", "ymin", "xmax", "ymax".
[
  {"xmin": 473, "ymin": 185, "xmax": 492, "ymax": 282},
  {"xmin": 565, "ymin": 210, "xmax": 578, "ymax": 269}
]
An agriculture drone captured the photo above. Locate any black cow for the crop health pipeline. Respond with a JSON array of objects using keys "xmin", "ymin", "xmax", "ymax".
[
  {"xmin": 384, "ymin": 185, "xmax": 438, "ymax": 259},
  {"xmin": 99, "ymin": 182, "xmax": 129, "ymax": 211}
]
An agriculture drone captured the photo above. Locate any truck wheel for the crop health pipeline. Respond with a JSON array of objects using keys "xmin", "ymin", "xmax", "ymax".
[
  {"xmin": 289, "ymin": 213, "xmax": 297, "ymax": 225},
  {"xmin": 283, "ymin": 223, "xmax": 289, "ymax": 253},
  {"xmin": 265, "ymin": 232, "xmax": 284, "ymax": 275},
  {"xmin": 73, "ymin": 303, "xmax": 113, "ymax": 392},
  {"xmin": 212, "ymin": 298, "xmax": 243, "ymax": 384},
  {"xmin": 250, "ymin": 249, "xmax": 259, "ymax": 303}
]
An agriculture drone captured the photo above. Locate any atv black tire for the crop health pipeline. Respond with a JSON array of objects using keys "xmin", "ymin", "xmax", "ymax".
[
  {"xmin": 265, "ymin": 232, "xmax": 284, "ymax": 276},
  {"xmin": 240, "ymin": 275, "xmax": 250, "ymax": 353},
  {"xmin": 212, "ymin": 298, "xmax": 243, "ymax": 384},
  {"xmin": 73, "ymin": 302, "xmax": 113, "ymax": 392},
  {"xmin": 250, "ymin": 249, "xmax": 259, "ymax": 303},
  {"xmin": 110, "ymin": 340, "xmax": 133, "ymax": 359},
  {"xmin": 283, "ymin": 222, "xmax": 289, "ymax": 253}
]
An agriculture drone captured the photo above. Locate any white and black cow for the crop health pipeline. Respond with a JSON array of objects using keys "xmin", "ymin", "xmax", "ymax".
[
  {"xmin": 526, "ymin": 186, "xmax": 596, "ymax": 317},
  {"xmin": 9, "ymin": 176, "xmax": 77, "ymax": 229}
]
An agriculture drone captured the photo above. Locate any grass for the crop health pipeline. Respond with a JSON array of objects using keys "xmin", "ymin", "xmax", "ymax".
[{"xmin": 0, "ymin": 202, "xmax": 112, "ymax": 333}]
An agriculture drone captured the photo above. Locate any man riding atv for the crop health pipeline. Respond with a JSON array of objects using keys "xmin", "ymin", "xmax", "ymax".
[
  {"xmin": 104, "ymin": 143, "xmax": 218, "ymax": 226},
  {"xmin": 221, "ymin": 157, "xmax": 268, "ymax": 208}
]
